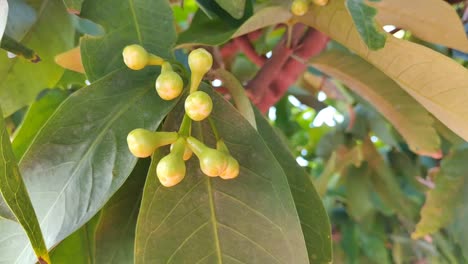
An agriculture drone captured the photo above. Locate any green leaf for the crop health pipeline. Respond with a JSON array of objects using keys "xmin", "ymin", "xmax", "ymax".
[
  {"xmin": 0, "ymin": 69, "xmax": 177, "ymax": 263},
  {"xmin": 135, "ymin": 87, "xmax": 309, "ymax": 263},
  {"xmin": 12, "ymin": 89, "xmax": 70, "ymax": 160},
  {"xmin": 449, "ymin": 156, "xmax": 468, "ymax": 260},
  {"xmin": 177, "ymin": 9, "xmax": 236, "ymax": 47},
  {"xmin": 345, "ymin": 0, "xmax": 387, "ymax": 50},
  {"xmin": 298, "ymin": 0, "xmax": 468, "ymax": 142},
  {"xmin": 177, "ymin": 6, "xmax": 291, "ymax": 47},
  {"xmin": 412, "ymin": 170, "xmax": 464, "ymax": 239},
  {"xmin": 362, "ymin": 138, "xmax": 417, "ymax": 220},
  {"xmin": 50, "ymin": 215, "xmax": 99, "ymax": 264},
  {"xmin": 344, "ymin": 164, "xmax": 374, "ymax": 222},
  {"xmin": 62, "ymin": 0, "xmax": 83, "ymax": 14},
  {"xmin": 416, "ymin": 145, "xmax": 468, "ymax": 241},
  {"xmin": 80, "ymin": 0, "xmax": 176, "ymax": 81},
  {"xmin": 440, "ymin": 144, "xmax": 468, "ymax": 178},
  {"xmin": 255, "ymin": 110, "xmax": 332, "ymax": 263},
  {"xmin": 0, "ymin": 196, "xmax": 15, "ymax": 221},
  {"xmin": 0, "ymin": 106, "xmax": 50, "ymax": 263},
  {"xmin": 358, "ymin": 224, "xmax": 391, "ymax": 264},
  {"xmin": 94, "ymin": 159, "xmax": 149, "ymax": 264},
  {"xmin": 215, "ymin": 0, "xmax": 246, "ymax": 19},
  {"xmin": 311, "ymin": 49, "xmax": 440, "ymax": 156},
  {"xmin": 0, "ymin": 0, "xmax": 7, "ymax": 41},
  {"xmin": 195, "ymin": 0, "xmax": 252, "ymax": 26},
  {"xmin": 50, "ymin": 159, "xmax": 149, "ymax": 264},
  {"xmin": 0, "ymin": 0, "xmax": 74, "ymax": 116}
]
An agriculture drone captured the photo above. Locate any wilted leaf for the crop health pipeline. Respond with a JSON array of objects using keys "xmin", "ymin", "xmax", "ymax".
[
  {"xmin": 0, "ymin": 0, "xmax": 73, "ymax": 116},
  {"xmin": 345, "ymin": 0, "xmax": 387, "ymax": 50},
  {"xmin": 298, "ymin": 0, "xmax": 468, "ymax": 142},
  {"xmin": 80, "ymin": 0, "xmax": 176, "ymax": 81},
  {"xmin": 0, "ymin": 69, "xmax": 177, "ymax": 263},
  {"xmin": 135, "ymin": 87, "xmax": 309, "ymax": 263},
  {"xmin": 311, "ymin": 51, "xmax": 440, "ymax": 156},
  {"xmin": 255, "ymin": 110, "xmax": 332, "ymax": 263},
  {"xmin": 0, "ymin": 106, "xmax": 50, "ymax": 263},
  {"xmin": 372, "ymin": 0, "xmax": 468, "ymax": 52}
]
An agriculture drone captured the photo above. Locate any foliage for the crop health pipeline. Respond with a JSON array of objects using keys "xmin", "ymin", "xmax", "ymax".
[{"xmin": 0, "ymin": 0, "xmax": 468, "ymax": 263}]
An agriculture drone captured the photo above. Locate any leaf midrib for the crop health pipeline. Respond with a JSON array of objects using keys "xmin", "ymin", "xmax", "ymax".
[
  {"xmin": 206, "ymin": 178, "xmax": 222, "ymax": 264},
  {"xmin": 127, "ymin": 0, "xmax": 142, "ymax": 44}
]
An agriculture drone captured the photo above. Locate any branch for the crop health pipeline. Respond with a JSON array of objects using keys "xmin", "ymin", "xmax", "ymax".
[
  {"xmin": 233, "ymin": 35, "xmax": 267, "ymax": 66},
  {"xmin": 254, "ymin": 28, "xmax": 329, "ymax": 112}
]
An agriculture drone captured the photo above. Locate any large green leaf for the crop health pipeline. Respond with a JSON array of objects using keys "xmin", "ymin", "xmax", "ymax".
[
  {"xmin": 0, "ymin": 0, "xmax": 74, "ymax": 117},
  {"xmin": 49, "ymin": 159, "xmax": 149, "ymax": 263},
  {"xmin": 311, "ymin": 51, "xmax": 440, "ymax": 156},
  {"xmin": 345, "ymin": 0, "xmax": 386, "ymax": 50},
  {"xmin": 0, "ymin": 106, "xmax": 49, "ymax": 263},
  {"xmin": 254, "ymin": 110, "xmax": 332, "ymax": 263},
  {"xmin": 135, "ymin": 87, "xmax": 309, "ymax": 263},
  {"xmin": 298, "ymin": 0, "xmax": 468, "ymax": 142},
  {"xmin": 80, "ymin": 0, "xmax": 176, "ymax": 81},
  {"xmin": 0, "ymin": 69, "xmax": 177, "ymax": 263},
  {"xmin": 0, "ymin": 0, "xmax": 7, "ymax": 41},
  {"xmin": 12, "ymin": 89, "xmax": 70, "ymax": 159},
  {"xmin": 177, "ymin": 6, "xmax": 291, "ymax": 47},
  {"xmin": 94, "ymin": 159, "xmax": 149, "ymax": 263},
  {"xmin": 50, "ymin": 159, "xmax": 149, "ymax": 264}
]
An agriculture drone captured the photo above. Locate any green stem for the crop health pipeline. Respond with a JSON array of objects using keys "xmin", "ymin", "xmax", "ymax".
[
  {"xmin": 161, "ymin": 62, "xmax": 173, "ymax": 73},
  {"xmin": 178, "ymin": 114, "xmax": 192, "ymax": 137},
  {"xmin": 208, "ymin": 117, "xmax": 220, "ymax": 141},
  {"xmin": 189, "ymin": 71, "xmax": 203, "ymax": 93},
  {"xmin": 147, "ymin": 54, "xmax": 164, "ymax": 66}
]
